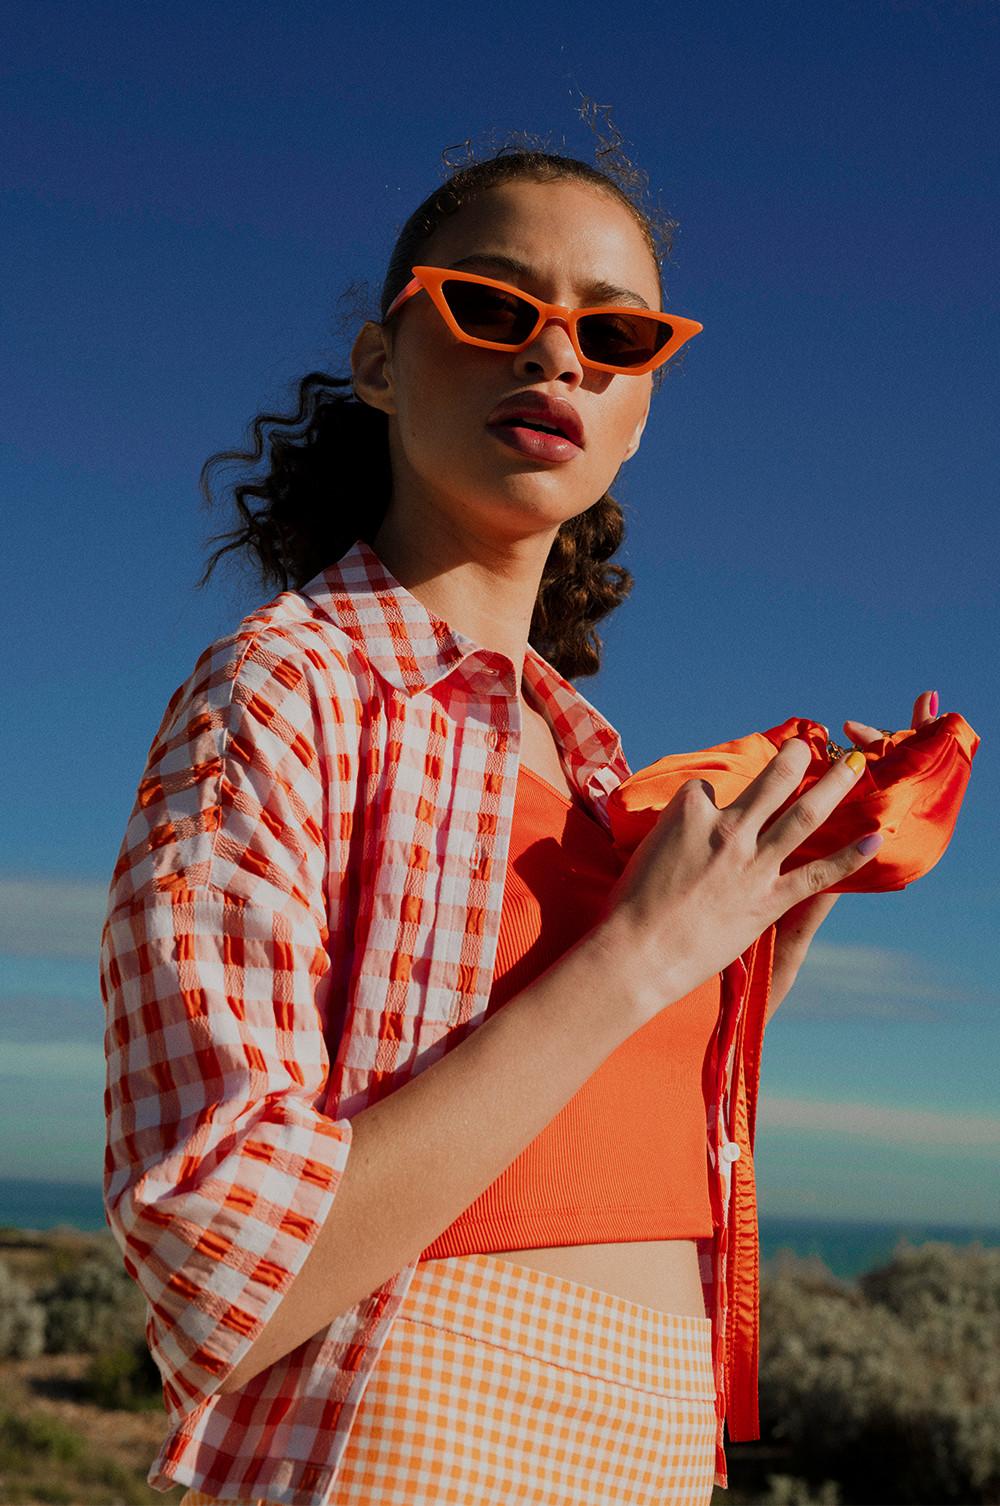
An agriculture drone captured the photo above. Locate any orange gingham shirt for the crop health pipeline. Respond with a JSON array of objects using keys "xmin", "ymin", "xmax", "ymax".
[{"xmin": 100, "ymin": 534, "xmax": 772, "ymax": 1502}]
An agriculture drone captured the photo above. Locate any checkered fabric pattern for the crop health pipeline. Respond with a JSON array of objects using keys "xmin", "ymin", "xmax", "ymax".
[
  {"xmin": 178, "ymin": 1249, "xmax": 717, "ymax": 1505},
  {"xmin": 100, "ymin": 535, "xmax": 770, "ymax": 1504}
]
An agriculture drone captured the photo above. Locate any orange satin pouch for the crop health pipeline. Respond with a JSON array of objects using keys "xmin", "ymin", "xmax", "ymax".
[{"xmin": 606, "ymin": 712, "xmax": 980, "ymax": 893}]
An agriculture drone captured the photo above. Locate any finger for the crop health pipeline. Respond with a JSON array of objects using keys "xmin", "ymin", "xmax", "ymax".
[
  {"xmin": 913, "ymin": 688, "xmax": 936, "ymax": 727},
  {"xmin": 757, "ymin": 746, "xmax": 868, "ymax": 865},
  {"xmin": 725, "ymin": 735, "xmax": 814, "ymax": 833},
  {"xmin": 776, "ymin": 827, "xmax": 884, "ymax": 908},
  {"xmin": 843, "ymin": 719, "xmax": 882, "ymax": 747}
]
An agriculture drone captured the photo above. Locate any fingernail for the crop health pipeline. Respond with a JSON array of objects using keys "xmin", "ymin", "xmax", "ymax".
[
  {"xmin": 856, "ymin": 832, "xmax": 883, "ymax": 857},
  {"xmin": 845, "ymin": 750, "xmax": 866, "ymax": 776},
  {"xmin": 929, "ymin": 691, "xmax": 939, "ymax": 716}
]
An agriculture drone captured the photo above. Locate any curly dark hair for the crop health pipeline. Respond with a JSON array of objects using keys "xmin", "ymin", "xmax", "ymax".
[{"xmin": 196, "ymin": 118, "xmax": 683, "ymax": 679}]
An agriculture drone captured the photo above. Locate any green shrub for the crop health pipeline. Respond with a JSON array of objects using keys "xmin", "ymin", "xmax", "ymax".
[
  {"xmin": 759, "ymin": 1244, "xmax": 1000, "ymax": 1505},
  {"xmin": 0, "ymin": 1411, "xmax": 86, "ymax": 1464},
  {"xmin": 0, "ymin": 1408, "xmax": 156, "ymax": 1503},
  {"xmin": 858, "ymin": 1238, "xmax": 1000, "ymax": 1366},
  {"xmin": 758, "ymin": 1476, "xmax": 842, "ymax": 1505},
  {"xmin": 83, "ymin": 1336, "xmax": 163, "ymax": 1411},
  {"xmin": 0, "ymin": 1257, "xmax": 46, "ymax": 1358},
  {"xmin": 41, "ymin": 1249, "xmax": 145, "ymax": 1354}
]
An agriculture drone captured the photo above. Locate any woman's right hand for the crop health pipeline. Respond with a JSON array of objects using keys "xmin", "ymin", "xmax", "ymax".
[{"xmin": 594, "ymin": 737, "xmax": 882, "ymax": 1017}]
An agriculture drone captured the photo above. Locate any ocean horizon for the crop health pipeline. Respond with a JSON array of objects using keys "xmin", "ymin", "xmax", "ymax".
[{"xmin": 1, "ymin": 1177, "xmax": 996, "ymax": 1282}]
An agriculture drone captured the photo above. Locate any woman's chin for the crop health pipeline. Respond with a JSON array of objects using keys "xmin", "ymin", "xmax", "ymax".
[{"xmin": 464, "ymin": 482, "xmax": 598, "ymax": 537}]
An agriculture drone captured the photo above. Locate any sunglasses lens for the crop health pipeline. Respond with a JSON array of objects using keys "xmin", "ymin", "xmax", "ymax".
[
  {"xmin": 440, "ymin": 280, "xmax": 538, "ymax": 345},
  {"xmin": 577, "ymin": 312, "xmax": 673, "ymax": 369}
]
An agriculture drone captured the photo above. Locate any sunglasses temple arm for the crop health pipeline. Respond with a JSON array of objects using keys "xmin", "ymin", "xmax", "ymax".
[{"xmin": 384, "ymin": 275, "xmax": 422, "ymax": 322}]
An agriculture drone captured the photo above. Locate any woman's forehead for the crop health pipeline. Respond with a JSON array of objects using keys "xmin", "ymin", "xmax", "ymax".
[{"xmin": 420, "ymin": 178, "xmax": 661, "ymax": 304}]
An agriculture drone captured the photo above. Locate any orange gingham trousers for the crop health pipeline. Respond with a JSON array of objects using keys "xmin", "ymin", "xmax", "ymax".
[{"xmin": 179, "ymin": 1250, "xmax": 718, "ymax": 1505}]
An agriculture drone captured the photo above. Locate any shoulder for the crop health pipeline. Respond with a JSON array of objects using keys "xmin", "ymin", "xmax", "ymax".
[
  {"xmin": 155, "ymin": 588, "xmax": 374, "ymax": 752},
  {"xmin": 111, "ymin": 590, "xmax": 376, "ymax": 916}
]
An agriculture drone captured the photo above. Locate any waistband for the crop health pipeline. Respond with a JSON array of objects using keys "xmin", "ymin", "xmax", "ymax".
[{"xmin": 406, "ymin": 1252, "xmax": 716, "ymax": 1402}]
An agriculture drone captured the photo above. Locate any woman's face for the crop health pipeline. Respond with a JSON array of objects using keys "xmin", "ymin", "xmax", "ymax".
[{"xmin": 355, "ymin": 177, "xmax": 662, "ymax": 545}]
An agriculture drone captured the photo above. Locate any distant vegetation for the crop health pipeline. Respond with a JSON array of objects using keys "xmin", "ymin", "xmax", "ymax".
[
  {"xmin": 748, "ymin": 1239, "xmax": 1000, "ymax": 1506},
  {"xmin": 0, "ymin": 1232, "xmax": 160, "ymax": 1412},
  {"xmin": 1, "ymin": 1226, "xmax": 997, "ymax": 1505}
]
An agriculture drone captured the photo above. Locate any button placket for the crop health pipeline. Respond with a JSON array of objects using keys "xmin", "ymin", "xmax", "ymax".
[{"xmin": 472, "ymin": 711, "xmax": 507, "ymax": 871}]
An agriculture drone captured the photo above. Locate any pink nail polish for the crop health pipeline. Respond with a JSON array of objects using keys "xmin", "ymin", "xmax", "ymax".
[{"xmin": 929, "ymin": 691, "xmax": 939, "ymax": 716}]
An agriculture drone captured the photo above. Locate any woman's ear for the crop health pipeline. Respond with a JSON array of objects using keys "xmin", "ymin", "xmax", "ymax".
[
  {"xmin": 351, "ymin": 321, "xmax": 396, "ymax": 415},
  {"xmin": 623, "ymin": 392, "xmax": 652, "ymax": 462}
]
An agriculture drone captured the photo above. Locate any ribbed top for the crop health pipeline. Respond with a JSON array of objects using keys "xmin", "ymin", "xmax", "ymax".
[{"xmin": 420, "ymin": 761, "xmax": 719, "ymax": 1261}]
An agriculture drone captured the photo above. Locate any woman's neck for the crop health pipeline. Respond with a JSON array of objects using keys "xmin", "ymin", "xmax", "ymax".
[{"xmin": 369, "ymin": 509, "xmax": 557, "ymax": 683}]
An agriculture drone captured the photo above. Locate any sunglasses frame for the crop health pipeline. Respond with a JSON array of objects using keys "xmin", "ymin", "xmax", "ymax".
[{"xmin": 383, "ymin": 265, "xmax": 703, "ymax": 376}]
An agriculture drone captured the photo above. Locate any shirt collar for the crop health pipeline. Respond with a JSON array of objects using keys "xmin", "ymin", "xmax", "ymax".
[{"xmin": 299, "ymin": 536, "xmax": 631, "ymax": 788}]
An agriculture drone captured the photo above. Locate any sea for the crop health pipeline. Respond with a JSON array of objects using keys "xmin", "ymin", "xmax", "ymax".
[{"xmin": 1, "ymin": 1178, "xmax": 996, "ymax": 1282}]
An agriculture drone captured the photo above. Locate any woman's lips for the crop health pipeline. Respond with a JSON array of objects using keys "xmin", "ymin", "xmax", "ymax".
[{"xmin": 486, "ymin": 422, "xmax": 583, "ymax": 463}]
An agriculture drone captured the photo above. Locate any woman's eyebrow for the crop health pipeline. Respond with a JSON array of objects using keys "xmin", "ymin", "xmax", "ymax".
[{"xmin": 448, "ymin": 253, "xmax": 653, "ymax": 311}]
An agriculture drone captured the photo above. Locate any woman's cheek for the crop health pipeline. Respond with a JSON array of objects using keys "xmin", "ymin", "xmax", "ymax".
[{"xmin": 588, "ymin": 418, "xmax": 636, "ymax": 492}]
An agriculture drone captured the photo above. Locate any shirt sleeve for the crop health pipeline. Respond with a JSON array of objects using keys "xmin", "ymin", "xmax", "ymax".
[{"xmin": 100, "ymin": 624, "xmax": 358, "ymax": 1420}]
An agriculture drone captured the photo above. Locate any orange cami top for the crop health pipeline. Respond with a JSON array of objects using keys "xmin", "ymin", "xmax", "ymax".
[{"xmin": 420, "ymin": 759, "xmax": 722, "ymax": 1260}]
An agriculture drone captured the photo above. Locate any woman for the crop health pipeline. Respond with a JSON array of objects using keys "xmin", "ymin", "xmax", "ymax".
[{"xmin": 101, "ymin": 146, "xmax": 935, "ymax": 1505}]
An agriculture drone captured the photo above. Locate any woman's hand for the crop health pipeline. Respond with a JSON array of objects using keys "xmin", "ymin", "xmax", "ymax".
[
  {"xmin": 597, "ymin": 730, "xmax": 891, "ymax": 1025},
  {"xmin": 765, "ymin": 688, "xmax": 939, "ymax": 1024},
  {"xmin": 841, "ymin": 687, "xmax": 939, "ymax": 752}
]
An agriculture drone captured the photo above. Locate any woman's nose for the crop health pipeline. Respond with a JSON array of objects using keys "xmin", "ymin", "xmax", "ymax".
[{"xmin": 512, "ymin": 318, "xmax": 584, "ymax": 385}]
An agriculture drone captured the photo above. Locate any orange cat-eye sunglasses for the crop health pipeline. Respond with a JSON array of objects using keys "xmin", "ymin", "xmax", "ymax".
[{"xmin": 383, "ymin": 266, "xmax": 703, "ymax": 376}]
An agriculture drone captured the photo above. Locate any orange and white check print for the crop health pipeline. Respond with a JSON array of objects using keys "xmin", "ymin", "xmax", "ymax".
[{"xmin": 101, "ymin": 535, "xmax": 768, "ymax": 1502}]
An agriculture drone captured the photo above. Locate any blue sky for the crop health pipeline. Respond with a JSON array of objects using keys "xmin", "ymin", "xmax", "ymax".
[{"xmin": 2, "ymin": 0, "xmax": 997, "ymax": 1228}]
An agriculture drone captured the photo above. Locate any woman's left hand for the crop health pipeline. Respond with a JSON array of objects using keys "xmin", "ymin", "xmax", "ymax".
[{"xmin": 764, "ymin": 688, "xmax": 939, "ymax": 1023}]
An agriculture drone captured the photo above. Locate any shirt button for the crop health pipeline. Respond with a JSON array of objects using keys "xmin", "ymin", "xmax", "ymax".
[
  {"xmin": 486, "ymin": 728, "xmax": 500, "ymax": 749},
  {"xmin": 470, "ymin": 844, "xmax": 482, "ymax": 868},
  {"xmin": 720, "ymin": 1141, "xmax": 741, "ymax": 1163}
]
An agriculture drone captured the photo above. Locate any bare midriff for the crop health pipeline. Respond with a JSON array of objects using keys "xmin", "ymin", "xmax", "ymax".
[{"xmin": 466, "ymin": 1239, "xmax": 708, "ymax": 1318}]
